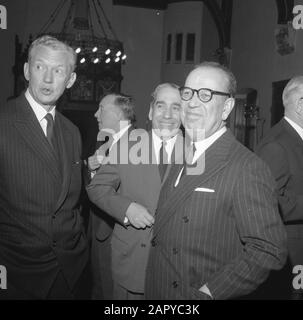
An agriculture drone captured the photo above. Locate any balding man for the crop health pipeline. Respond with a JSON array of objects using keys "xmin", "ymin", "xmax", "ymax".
[
  {"xmin": 256, "ymin": 76, "xmax": 303, "ymax": 299},
  {"xmin": 145, "ymin": 62, "xmax": 287, "ymax": 300}
]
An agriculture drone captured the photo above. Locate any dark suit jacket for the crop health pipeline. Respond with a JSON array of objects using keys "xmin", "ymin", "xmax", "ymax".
[
  {"xmin": 0, "ymin": 94, "xmax": 88, "ymax": 298},
  {"xmin": 87, "ymin": 129, "xmax": 175, "ymax": 293},
  {"xmin": 256, "ymin": 118, "xmax": 303, "ymax": 265},
  {"xmin": 145, "ymin": 129, "xmax": 287, "ymax": 300}
]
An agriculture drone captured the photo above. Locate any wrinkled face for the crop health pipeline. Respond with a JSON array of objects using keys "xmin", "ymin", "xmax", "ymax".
[
  {"xmin": 149, "ymin": 86, "xmax": 181, "ymax": 139},
  {"xmin": 95, "ymin": 95, "xmax": 123, "ymax": 133},
  {"xmin": 182, "ymin": 67, "xmax": 234, "ymax": 140},
  {"xmin": 24, "ymin": 45, "xmax": 76, "ymax": 111}
]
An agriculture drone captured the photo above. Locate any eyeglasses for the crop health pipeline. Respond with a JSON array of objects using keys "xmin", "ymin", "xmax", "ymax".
[{"xmin": 179, "ymin": 86, "xmax": 232, "ymax": 103}]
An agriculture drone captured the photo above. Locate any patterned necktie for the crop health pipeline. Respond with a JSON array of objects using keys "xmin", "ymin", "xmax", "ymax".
[
  {"xmin": 158, "ymin": 140, "xmax": 169, "ymax": 181},
  {"xmin": 45, "ymin": 113, "xmax": 55, "ymax": 148}
]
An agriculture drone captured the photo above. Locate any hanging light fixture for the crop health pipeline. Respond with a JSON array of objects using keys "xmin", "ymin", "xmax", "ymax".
[{"xmin": 34, "ymin": 0, "xmax": 126, "ymax": 66}]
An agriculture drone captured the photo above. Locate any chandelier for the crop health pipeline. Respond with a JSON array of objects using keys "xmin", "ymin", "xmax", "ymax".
[{"xmin": 38, "ymin": 0, "xmax": 126, "ymax": 67}]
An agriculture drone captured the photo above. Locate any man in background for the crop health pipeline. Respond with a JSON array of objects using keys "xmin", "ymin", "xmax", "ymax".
[
  {"xmin": 256, "ymin": 76, "xmax": 303, "ymax": 300},
  {"xmin": 87, "ymin": 83, "xmax": 182, "ymax": 299},
  {"xmin": 88, "ymin": 93, "xmax": 136, "ymax": 299},
  {"xmin": 0, "ymin": 35, "xmax": 88, "ymax": 299}
]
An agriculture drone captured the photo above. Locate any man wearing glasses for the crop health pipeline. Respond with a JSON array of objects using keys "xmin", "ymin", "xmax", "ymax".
[{"xmin": 145, "ymin": 62, "xmax": 287, "ymax": 300}]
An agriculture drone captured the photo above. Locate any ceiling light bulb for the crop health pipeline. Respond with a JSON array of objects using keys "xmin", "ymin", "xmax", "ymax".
[
  {"xmin": 105, "ymin": 57, "xmax": 111, "ymax": 63},
  {"xmin": 80, "ymin": 57, "xmax": 86, "ymax": 64},
  {"xmin": 105, "ymin": 49, "xmax": 111, "ymax": 55},
  {"xmin": 92, "ymin": 47, "xmax": 98, "ymax": 52},
  {"xmin": 116, "ymin": 51, "xmax": 122, "ymax": 57},
  {"xmin": 93, "ymin": 58, "xmax": 99, "ymax": 64},
  {"xmin": 75, "ymin": 47, "xmax": 81, "ymax": 54}
]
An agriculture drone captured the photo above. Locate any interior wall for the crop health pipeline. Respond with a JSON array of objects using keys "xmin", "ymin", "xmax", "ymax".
[
  {"xmin": 231, "ymin": 0, "xmax": 303, "ymax": 136},
  {"xmin": 114, "ymin": 5, "xmax": 163, "ymax": 128},
  {"xmin": 161, "ymin": 1, "xmax": 204, "ymax": 87}
]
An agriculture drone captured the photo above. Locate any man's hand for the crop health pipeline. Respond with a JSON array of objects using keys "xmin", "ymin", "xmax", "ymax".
[
  {"xmin": 125, "ymin": 202, "xmax": 155, "ymax": 229},
  {"xmin": 88, "ymin": 152, "xmax": 103, "ymax": 171}
]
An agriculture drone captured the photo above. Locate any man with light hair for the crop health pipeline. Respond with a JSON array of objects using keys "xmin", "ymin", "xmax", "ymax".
[
  {"xmin": 256, "ymin": 76, "xmax": 303, "ymax": 299},
  {"xmin": 0, "ymin": 35, "xmax": 89, "ymax": 299},
  {"xmin": 87, "ymin": 83, "xmax": 182, "ymax": 299}
]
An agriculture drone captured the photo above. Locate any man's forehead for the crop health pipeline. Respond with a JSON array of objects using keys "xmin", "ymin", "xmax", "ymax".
[
  {"xmin": 155, "ymin": 86, "xmax": 180, "ymax": 100},
  {"xmin": 186, "ymin": 67, "xmax": 228, "ymax": 89}
]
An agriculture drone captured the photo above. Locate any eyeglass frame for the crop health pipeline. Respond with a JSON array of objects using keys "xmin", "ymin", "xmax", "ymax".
[{"xmin": 179, "ymin": 86, "xmax": 233, "ymax": 103}]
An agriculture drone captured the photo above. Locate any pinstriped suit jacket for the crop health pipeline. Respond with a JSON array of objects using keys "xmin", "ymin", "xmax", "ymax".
[
  {"xmin": 0, "ymin": 94, "xmax": 88, "ymax": 298},
  {"xmin": 145, "ymin": 129, "xmax": 287, "ymax": 300}
]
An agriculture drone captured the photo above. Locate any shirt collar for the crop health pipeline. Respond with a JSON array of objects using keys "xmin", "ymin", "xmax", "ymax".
[
  {"xmin": 192, "ymin": 126, "xmax": 227, "ymax": 163},
  {"xmin": 152, "ymin": 130, "xmax": 178, "ymax": 162},
  {"xmin": 284, "ymin": 116, "xmax": 303, "ymax": 141},
  {"xmin": 25, "ymin": 89, "xmax": 56, "ymax": 122},
  {"xmin": 112, "ymin": 123, "xmax": 131, "ymax": 145}
]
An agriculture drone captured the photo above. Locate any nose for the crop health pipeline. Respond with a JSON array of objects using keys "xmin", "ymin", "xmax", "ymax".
[
  {"xmin": 163, "ymin": 106, "xmax": 173, "ymax": 118},
  {"xmin": 187, "ymin": 92, "xmax": 200, "ymax": 109},
  {"xmin": 43, "ymin": 68, "xmax": 53, "ymax": 83},
  {"xmin": 94, "ymin": 108, "xmax": 100, "ymax": 119}
]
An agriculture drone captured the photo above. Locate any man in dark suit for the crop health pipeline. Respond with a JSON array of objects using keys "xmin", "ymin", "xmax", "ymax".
[
  {"xmin": 87, "ymin": 93, "xmax": 136, "ymax": 300},
  {"xmin": 256, "ymin": 76, "xmax": 303, "ymax": 299},
  {"xmin": 87, "ymin": 83, "xmax": 182, "ymax": 299},
  {"xmin": 145, "ymin": 62, "xmax": 287, "ymax": 300},
  {"xmin": 0, "ymin": 35, "xmax": 88, "ymax": 299}
]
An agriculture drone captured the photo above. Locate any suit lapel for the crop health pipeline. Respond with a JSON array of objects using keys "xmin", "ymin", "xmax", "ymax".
[
  {"xmin": 154, "ymin": 130, "xmax": 235, "ymax": 235},
  {"xmin": 53, "ymin": 113, "xmax": 73, "ymax": 212},
  {"xmin": 13, "ymin": 94, "xmax": 61, "ymax": 182}
]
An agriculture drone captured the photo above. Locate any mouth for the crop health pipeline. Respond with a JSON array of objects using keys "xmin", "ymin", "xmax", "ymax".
[{"xmin": 40, "ymin": 88, "xmax": 53, "ymax": 96}]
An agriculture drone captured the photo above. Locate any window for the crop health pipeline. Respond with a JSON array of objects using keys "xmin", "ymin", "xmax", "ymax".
[
  {"xmin": 186, "ymin": 33, "xmax": 195, "ymax": 62},
  {"xmin": 166, "ymin": 33, "xmax": 172, "ymax": 62},
  {"xmin": 175, "ymin": 33, "xmax": 183, "ymax": 62}
]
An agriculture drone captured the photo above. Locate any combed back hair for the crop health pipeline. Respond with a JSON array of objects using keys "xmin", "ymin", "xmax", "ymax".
[
  {"xmin": 194, "ymin": 61, "xmax": 237, "ymax": 97},
  {"xmin": 151, "ymin": 83, "xmax": 180, "ymax": 105},
  {"xmin": 113, "ymin": 93, "xmax": 136, "ymax": 124},
  {"xmin": 28, "ymin": 35, "xmax": 77, "ymax": 72},
  {"xmin": 282, "ymin": 76, "xmax": 303, "ymax": 110}
]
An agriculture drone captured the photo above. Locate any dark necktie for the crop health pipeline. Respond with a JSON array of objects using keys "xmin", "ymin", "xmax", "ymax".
[
  {"xmin": 180, "ymin": 142, "xmax": 197, "ymax": 180},
  {"xmin": 45, "ymin": 113, "xmax": 55, "ymax": 148},
  {"xmin": 158, "ymin": 140, "xmax": 169, "ymax": 181}
]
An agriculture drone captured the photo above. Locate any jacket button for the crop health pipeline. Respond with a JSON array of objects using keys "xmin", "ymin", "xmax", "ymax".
[
  {"xmin": 182, "ymin": 216, "xmax": 189, "ymax": 223},
  {"xmin": 141, "ymin": 243, "xmax": 146, "ymax": 248},
  {"xmin": 52, "ymin": 240, "xmax": 57, "ymax": 247},
  {"xmin": 151, "ymin": 238, "xmax": 156, "ymax": 247},
  {"xmin": 52, "ymin": 214, "xmax": 56, "ymax": 219},
  {"xmin": 172, "ymin": 248, "xmax": 178, "ymax": 254},
  {"xmin": 172, "ymin": 281, "xmax": 178, "ymax": 288}
]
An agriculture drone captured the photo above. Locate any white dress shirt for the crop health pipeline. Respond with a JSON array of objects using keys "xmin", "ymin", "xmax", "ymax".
[
  {"xmin": 25, "ymin": 89, "xmax": 56, "ymax": 136},
  {"xmin": 174, "ymin": 126, "xmax": 227, "ymax": 187},
  {"xmin": 152, "ymin": 130, "xmax": 178, "ymax": 164},
  {"xmin": 284, "ymin": 116, "xmax": 303, "ymax": 141}
]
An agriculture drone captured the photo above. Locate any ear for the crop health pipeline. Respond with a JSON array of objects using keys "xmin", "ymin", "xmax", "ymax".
[
  {"xmin": 66, "ymin": 72, "xmax": 77, "ymax": 89},
  {"xmin": 148, "ymin": 104, "xmax": 153, "ymax": 121},
  {"xmin": 222, "ymin": 98, "xmax": 235, "ymax": 121},
  {"xmin": 296, "ymin": 97, "xmax": 303, "ymax": 114},
  {"xmin": 24, "ymin": 62, "xmax": 29, "ymax": 81}
]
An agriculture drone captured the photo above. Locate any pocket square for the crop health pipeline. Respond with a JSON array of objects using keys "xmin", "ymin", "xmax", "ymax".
[{"xmin": 194, "ymin": 187, "xmax": 215, "ymax": 193}]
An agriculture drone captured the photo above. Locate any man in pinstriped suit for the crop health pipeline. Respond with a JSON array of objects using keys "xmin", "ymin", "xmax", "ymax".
[
  {"xmin": 0, "ymin": 36, "xmax": 88, "ymax": 299},
  {"xmin": 145, "ymin": 62, "xmax": 287, "ymax": 300}
]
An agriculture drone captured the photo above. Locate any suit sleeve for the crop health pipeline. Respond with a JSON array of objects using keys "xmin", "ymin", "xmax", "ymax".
[
  {"xmin": 86, "ymin": 163, "xmax": 133, "ymax": 225},
  {"xmin": 206, "ymin": 157, "xmax": 287, "ymax": 299},
  {"xmin": 257, "ymin": 142, "xmax": 303, "ymax": 222}
]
